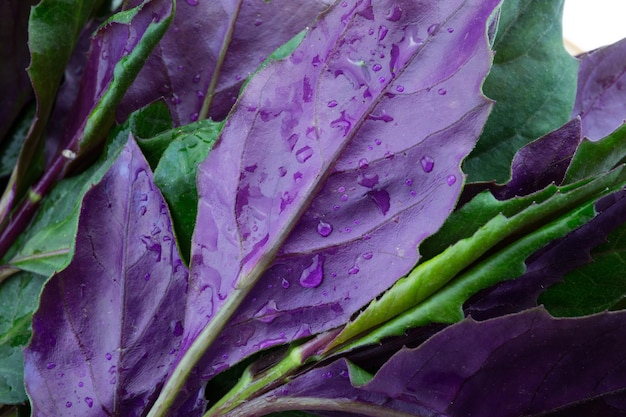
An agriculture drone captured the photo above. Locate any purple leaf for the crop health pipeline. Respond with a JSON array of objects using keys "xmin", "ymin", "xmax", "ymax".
[
  {"xmin": 184, "ymin": 0, "xmax": 497, "ymax": 393},
  {"xmin": 253, "ymin": 308, "xmax": 626, "ymax": 417},
  {"xmin": 118, "ymin": 0, "xmax": 332, "ymax": 124},
  {"xmin": 572, "ymin": 37, "xmax": 626, "ymax": 141},
  {"xmin": 23, "ymin": 137, "xmax": 188, "ymax": 417}
]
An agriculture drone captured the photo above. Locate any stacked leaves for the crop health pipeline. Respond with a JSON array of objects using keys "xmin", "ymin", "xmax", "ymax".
[{"xmin": 1, "ymin": 1, "xmax": 626, "ymax": 417}]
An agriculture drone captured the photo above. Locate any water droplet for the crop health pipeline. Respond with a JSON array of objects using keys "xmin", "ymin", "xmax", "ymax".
[
  {"xmin": 348, "ymin": 266, "xmax": 360, "ymax": 275},
  {"xmin": 281, "ymin": 278, "xmax": 290, "ymax": 289},
  {"xmin": 359, "ymin": 158, "xmax": 369, "ymax": 169},
  {"xmin": 66, "ymin": 402, "xmax": 72, "ymax": 408},
  {"xmin": 378, "ymin": 25, "xmax": 389, "ymax": 41},
  {"xmin": 384, "ymin": 151, "xmax": 394, "ymax": 159},
  {"xmin": 357, "ymin": 173, "xmax": 379, "ymax": 188},
  {"xmin": 185, "ymin": 0, "xmax": 198, "ymax": 5},
  {"xmin": 340, "ymin": 194, "xmax": 348, "ymax": 202},
  {"xmin": 437, "ymin": 88, "xmax": 447, "ymax": 95},
  {"xmin": 338, "ymin": 186, "xmax": 346, "ymax": 193},
  {"xmin": 447, "ymin": 27, "xmax": 454, "ymax": 33},
  {"xmin": 105, "ymin": 353, "xmax": 112, "ymax": 361},
  {"xmin": 277, "ymin": 166, "xmax": 287, "ymax": 177},
  {"xmin": 85, "ymin": 397, "xmax": 93, "ymax": 408},
  {"xmin": 293, "ymin": 172, "xmax": 303, "ymax": 182},
  {"xmin": 375, "ymin": 138, "xmax": 382, "ymax": 145},
  {"xmin": 46, "ymin": 362, "xmax": 56, "ymax": 369},
  {"xmin": 327, "ymin": 100, "xmax": 338, "ymax": 108},
  {"xmin": 254, "ymin": 300, "xmax": 280, "ymax": 323},
  {"xmin": 192, "ymin": 73, "xmax": 201, "ymax": 83},
  {"xmin": 367, "ymin": 189, "xmax": 391, "ymax": 215},
  {"xmin": 144, "ymin": 273, "xmax": 150, "ymax": 281},
  {"xmin": 385, "ymin": 6, "xmax": 402, "ymax": 21},
  {"xmin": 427, "ymin": 23, "xmax": 440, "ymax": 35},
  {"xmin": 362, "ymin": 252, "xmax": 373, "ymax": 260},
  {"xmin": 333, "ymin": 205, "xmax": 340, "ymax": 211},
  {"xmin": 367, "ymin": 145, "xmax": 374, "ymax": 150},
  {"xmin": 190, "ymin": 112, "xmax": 199, "ymax": 121},
  {"xmin": 379, "ymin": 77, "xmax": 386, "ymax": 84},
  {"xmin": 396, "ymin": 85, "xmax": 405, "ymax": 92},
  {"xmin": 447, "ymin": 174, "xmax": 457, "ymax": 186},
  {"xmin": 410, "ymin": 190, "xmax": 417, "ymax": 196},
  {"xmin": 344, "ymin": 227, "xmax": 352, "ymax": 233},
  {"xmin": 296, "ymin": 146, "xmax": 313, "ymax": 163},
  {"xmin": 78, "ymin": 381, "xmax": 84, "ymax": 387},
  {"xmin": 139, "ymin": 206, "xmax": 147, "ymax": 216},
  {"xmin": 372, "ymin": 63, "xmax": 382, "ymax": 72},
  {"xmin": 171, "ymin": 94, "xmax": 181, "ymax": 105},
  {"xmin": 405, "ymin": 179, "xmax": 413, "ymax": 186},
  {"xmin": 299, "ymin": 254, "xmax": 324, "ymax": 288},
  {"xmin": 317, "ymin": 220, "xmax": 333, "ymax": 237},
  {"xmin": 254, "ymin": 18, "xmax": 263, "ymax": 26},
  {"xmin": 421, "ymin": 156, "xmax": 434, "ymax": 173},
  {"xmin": 330, "ymin": 111, "xmax": 352, "ymax": 136}
]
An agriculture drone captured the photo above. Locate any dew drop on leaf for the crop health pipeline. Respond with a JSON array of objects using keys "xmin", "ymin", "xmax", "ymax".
[
  {"xmin": 65, "ymin": 402, "xmax": 72, "ymax": 408},
  {"xmin": 185, "ymin": 0, "xmax": 198, "ymax": 6},
  {"xmin": 281, "ymin": 278, "xmax": 290, "ymax": 289},
  {"xmin": 427, "ymin": 23, "xmax": 440, "ymax": 35},
  {"xmin": 277, "ymin": 166, "xmax": 287, "ymax": 177},
  {"xmin": 85, "ymin": 397, "xmax": 93, "ymax": 408},
  {"xmin": 348, "ymin": 266, "xmax": 360, "ymax": 275},
  {"xmin": 327, "ymin": 100, "xmax": 338, "ymax": 108},
  {"xmin": 317, "ymin": 220, "xmax": 333, "ymax": 237},
  {"xmin": 420, "ymin": 156, "xmax": 434, "ymax": 173},
  {"xmin": 437, "ymin": 88, "xmax": 447, "ymax": 95},
  {"xmin": 299, "ymin": 254, "xmax": 324, "ymax": 288},
  {"xmin": 362, "ymin": 252, "xmax": 373, "ymax": 260},
  {"xmin": 447, "ymin": 174, "xmax": 457, "ymax": 186},
  {"xmin": 358, "ymin": 158, "xmax": 369, "ymax": 169},
  {"xmin": 105, "ymin": 353, "xmax": 112, "ymax": 361},
  {"xmin": 46, "ymin": 363, "xmax": 55, "ymax": 370},
  {"xmin": 296, "ymin": 146, "xmax": 313, "ymax": 163}
]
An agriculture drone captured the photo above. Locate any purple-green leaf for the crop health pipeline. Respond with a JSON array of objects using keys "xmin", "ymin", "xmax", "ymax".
[
  {"xmin": 249, "ymin": 308, "xmax": 626, "ymax": 417},
  {"xmin": 119, "ymin": 0, "xmax": 331, "ymax": 124},
  {"xmin": 23, "ymin": 137, "xmax": 188, "ymax": 416},
  {"xmin": 174, "ymin": 0, "xmax": 498, "ymax": 405}
]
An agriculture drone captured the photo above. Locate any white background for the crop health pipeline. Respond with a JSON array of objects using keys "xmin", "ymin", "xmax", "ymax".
[{"xmin": 563, "ymin": 1, "xmax": 626, "ymax": 53}]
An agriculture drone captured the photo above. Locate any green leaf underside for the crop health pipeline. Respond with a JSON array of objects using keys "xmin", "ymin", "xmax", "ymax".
[
  {"xmin": 540, "ymin": 220, "xmax": 626, "ymax": 316},
  {"xmin": 0, "ymin": 272, "xmax": 46, "ymax": 404},
  {"xmin": 463, "ymin": 0, "xmax": 578, "ymax": 183},
  {"xmin": 330, "ymin": 166, "xmax": 626, "ymax": 350}
]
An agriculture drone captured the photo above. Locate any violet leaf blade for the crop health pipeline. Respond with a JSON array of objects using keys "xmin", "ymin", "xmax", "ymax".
[
  {"xmin": 0, "ymin": 272, "xmax": 46, "ymax": 404},
  {"xmin": 463, "ymin": 0, "xmax": 578, "ymax": 183},
  {"xmin": 118, "ymin": 0, "xmax": 331, "ymax": 124},
  {"xmin": 23, "ymin": 136, "xmax": 188, "ymax": 416},
  {"xmin": 572, "ymin": 38, "xmax": 626, "ymax": 141},
  {"xmin": 258, "ymin": 309, "xmax": 626, "ymax": 417},
  {"xmin": 182, "ymin": 0, "xmax": 497, "ymax": 390},
  {"xmin": 328, "ymin": 166, "xmax": 626, "ymax": 350}
]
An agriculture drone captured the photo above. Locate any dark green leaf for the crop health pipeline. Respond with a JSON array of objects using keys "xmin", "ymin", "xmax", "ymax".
[{"xmin": 463, "ymin": 0, "xmax": 578, "ymax": 183}]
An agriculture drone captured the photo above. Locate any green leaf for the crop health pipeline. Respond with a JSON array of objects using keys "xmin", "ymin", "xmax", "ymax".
[
  {"xmin": 346, "ymin": 361, "xmax": 374, "ymax": 387},
  {"xmin": 564, "ymin": 122, "xmax": 626, "ymax": 184},
  {"xmin": 153, "ymin": 119, "xmax": 223, "ymax": 262},
  {"xmin": 463, "ymin": 0, "xmax": 578, "ymax": 183},
  {"xmin": 0, "ymin": 271, "xmax": 46, "ymax": 404},
  {"xmin": 6, "ymin": 103, "xmax": 172, "ymax": 276},
  {"xmin": 328, "ymin": 166, "xmax": 626, "ymax": 350},
  {"xmin": 540, "ymin": 221, "xmax": 626, "ymax": 316}
]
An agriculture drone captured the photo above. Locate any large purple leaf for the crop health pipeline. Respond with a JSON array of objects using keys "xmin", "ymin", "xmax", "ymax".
[
  {"xmin": 184, "ymin": 0, "xmax": 498, "ymax": 388},
  {"xmin": 23, "ymin": 137, "xmax": 188, "ymax": 417},
  {"xmin": 118, "ymin": 0, "xmax": 331, "ymax": 124},
  {"xmin": 572, "ymin": 37, "xmax": 626, "ymax": 141},
  {"xmin": 248, "ymin": 308, "xmax": 626, "ymax": 417}
]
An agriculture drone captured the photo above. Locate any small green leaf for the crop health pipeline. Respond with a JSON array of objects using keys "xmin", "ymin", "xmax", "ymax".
[
  {"xmin": 0, "ymin": 271, "xmax": 46, "ymax": 404},
  {"xmin": 464, "ymin": 0, "xmax": 578, "ymax": 183},
  {"xmin": 564, "ymin": 122, "xmax": 626, "ymax": 184},
  {"xmin": 153, "ymin": 119, "xmax": 223, "ymax": 262},
  {"xmin": 346, "ymin": 361, "xmax": 374, "ymax": 387}
]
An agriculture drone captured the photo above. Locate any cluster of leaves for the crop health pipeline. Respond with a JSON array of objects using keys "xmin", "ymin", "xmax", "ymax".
[{"xmin": 1, "ymin": 0, "xmax": 626, "ymax": 416}]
